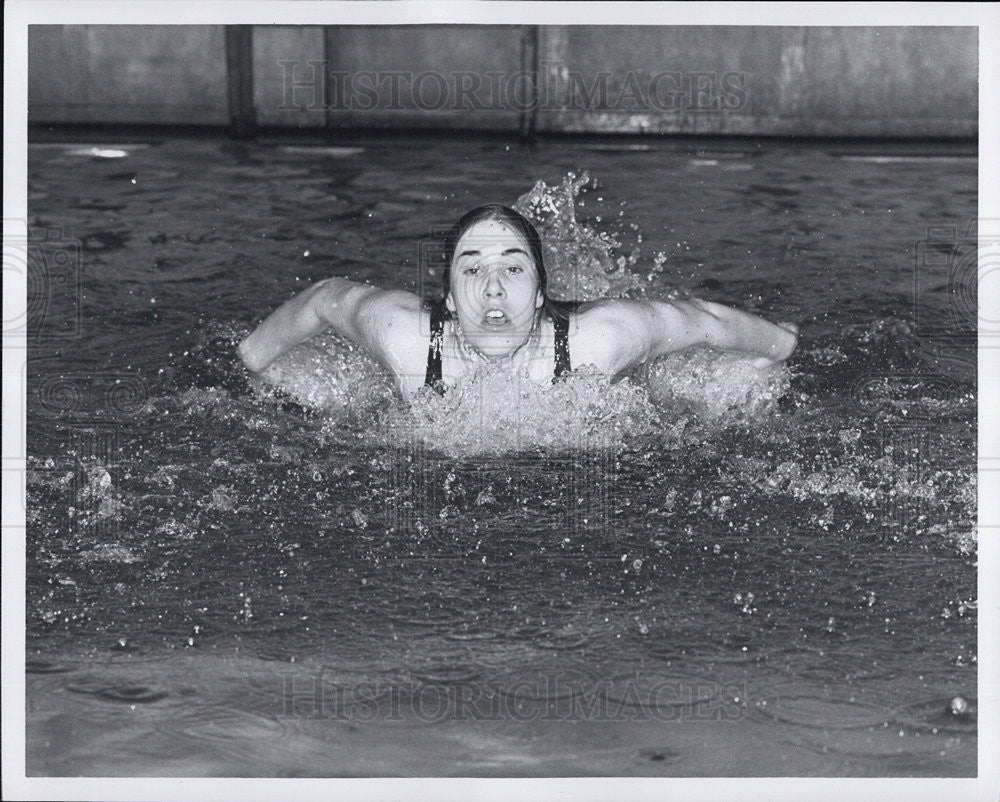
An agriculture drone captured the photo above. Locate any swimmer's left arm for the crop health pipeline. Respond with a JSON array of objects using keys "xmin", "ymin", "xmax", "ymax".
[
  {"xmin": 654, "ymin": 298, "xmax": 798, "ymax": 367},
  {"xmin": 581, "ymin": 298, "xmax": 798, "ymax": 372}
]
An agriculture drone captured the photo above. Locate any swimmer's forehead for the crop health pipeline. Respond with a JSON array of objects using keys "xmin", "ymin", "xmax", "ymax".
[{"xmin": 453, "ymin": 220, "xmax": 533, "ymax": 262}]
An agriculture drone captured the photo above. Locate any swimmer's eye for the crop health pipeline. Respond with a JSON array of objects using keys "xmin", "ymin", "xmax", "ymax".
[{"xmin": 460, "ymin": 261, "xmax": 528, "ymax": 277}]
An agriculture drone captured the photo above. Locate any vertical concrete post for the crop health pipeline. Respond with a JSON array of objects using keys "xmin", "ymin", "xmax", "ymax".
[
  {"xmin": 322, "ymin": 26, "xmax": 338, "ymax": 133},
  {"xmin": 323, "ymin": 26, "xmax": 353, "ymax": 134},
  {"xmin": 225, "ymin": 25, "xmax": 256, "ymax": 138},
  {"xmin": 519, "ymin": 25, "xmax": 539, "ymax": 143},
  {"xmin": 536, "ymin": 26, "xmax": 569, "ymax": 135},
  {"xmin": 777, "ymin": 28, "xmax": 808, "ymax": 129}
]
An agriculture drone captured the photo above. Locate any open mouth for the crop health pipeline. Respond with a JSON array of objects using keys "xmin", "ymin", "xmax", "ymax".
[{"xmin": 483, "ymin": 309, "xmax": 508, "ymax": 326}]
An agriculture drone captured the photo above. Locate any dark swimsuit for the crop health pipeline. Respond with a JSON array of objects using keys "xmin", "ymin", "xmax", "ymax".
[{"xmin": 423, "ymin": 299, "xmax": 571, "ymax": 393}]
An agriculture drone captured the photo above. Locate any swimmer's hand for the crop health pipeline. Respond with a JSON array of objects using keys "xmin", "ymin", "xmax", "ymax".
[
  {"xmin": 750, "ymin": 321, "xmax": 798, "ymax": 370},
  {"xmin": 237, "ymin": 337, "xmax": 266, "ymax": 374}
]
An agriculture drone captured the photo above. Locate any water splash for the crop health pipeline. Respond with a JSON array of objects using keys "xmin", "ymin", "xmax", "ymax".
[
  {"xmin": 233, "ymin": 174, "xmax": 808, "ymax": 457},
  {"xmin": 70, "ymin": 462, "xmax": 126, "ymax": 528},
  {"xmin": 646, "ymin": 349, "xmax": 790, "ymax": 423},
  {"xmin": 367, "ymin": 365, "xmax": 664, "ymax": 456},
  {"xmin": 249, "ymin": 173, "xmax": 715, "ymax": 433},
  {"xmin": 363, "ymin": 355, "xmax": 787, "ymax": 457},
  {"xmin": 254, "ymin": 330, "xmax": 396, "ymax": 414},
  {"xmin": 78, "ymin": 543, "xmax": 142, "ymax": 564},
  {"xmin": 514, "ymin": 172, "xmax": 663, "ymax": 300}
]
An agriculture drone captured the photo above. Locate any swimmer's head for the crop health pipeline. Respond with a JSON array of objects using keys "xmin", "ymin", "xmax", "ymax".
[
  {"xmin": 442, "ymin": 205, "xmax": 549, "ymax": 301},
  {"xmin": 441, "ymin": 205, "xmax": 552, "ymax": 360}
]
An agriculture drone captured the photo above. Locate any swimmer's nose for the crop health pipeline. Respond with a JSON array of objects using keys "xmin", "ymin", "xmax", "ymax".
[{"xmin": 483, "ymin": 272, "xmax": 505, "ymax": 298}]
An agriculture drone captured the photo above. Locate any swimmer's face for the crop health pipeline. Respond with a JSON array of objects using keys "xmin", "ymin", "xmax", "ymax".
[{"xmin": 446, "ymin": 219, "xmax": 544, "ymax": 359}]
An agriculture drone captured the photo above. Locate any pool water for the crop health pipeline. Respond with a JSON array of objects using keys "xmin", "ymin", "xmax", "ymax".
[{"xmin": 24, "ymin": 134, "xmax": 977, "ymax": 776}]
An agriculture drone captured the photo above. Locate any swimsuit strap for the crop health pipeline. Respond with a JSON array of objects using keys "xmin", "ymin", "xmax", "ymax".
[
  {"xmin": 425, "ymin": 303, "xmax": 570, "ymax": 391},
  {"xmin": 553, "ymin": 314, "xmax": 571, "ymax": 380},
  {"xmin": 424, "ymin": 299, "xmax": 447, "ymax": 393}
]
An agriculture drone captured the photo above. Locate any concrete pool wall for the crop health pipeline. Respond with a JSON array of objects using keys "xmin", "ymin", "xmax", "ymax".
[{"xmin": 28, "ymin": 25, "xmax": 977, "ymax": 138}]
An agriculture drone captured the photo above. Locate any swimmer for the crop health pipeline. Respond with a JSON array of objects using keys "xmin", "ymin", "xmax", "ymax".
[{"xmin": 239, "ymin": 205, "xmax": 798, "ymax": 397}]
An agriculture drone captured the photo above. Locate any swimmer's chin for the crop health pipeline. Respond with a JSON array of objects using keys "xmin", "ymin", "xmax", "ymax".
[{"xmin": 464, "ymin": 334, "xmax": 531, "ymax": 359}]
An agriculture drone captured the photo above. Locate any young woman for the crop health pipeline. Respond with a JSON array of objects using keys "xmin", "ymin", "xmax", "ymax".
[{"xmin": 239, "ymin": 205, "xmax": 798, "ymax": 397}]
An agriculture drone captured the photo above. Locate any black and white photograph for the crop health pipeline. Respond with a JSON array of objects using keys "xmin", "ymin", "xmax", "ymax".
[{"xmin": 3, "ymin": 2, "xmax": 997, "ymax": 799}]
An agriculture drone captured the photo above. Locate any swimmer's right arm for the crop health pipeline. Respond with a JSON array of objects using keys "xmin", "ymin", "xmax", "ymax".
[{"xmin": 238, "ymin": 277, "xmax": 387, "ymax": 373}]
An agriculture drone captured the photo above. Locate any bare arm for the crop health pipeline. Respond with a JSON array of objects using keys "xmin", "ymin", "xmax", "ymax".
[
  {"xmin": 578, "ymin": 298, "xmax": 798, "ymax": 374},
  {"xmin": 238, "ymin": 277, "xmax": 415, "ymax": 374},
  {"xmin": 650, "ymin": 298, "xmax": 797, "ymax": 366}
]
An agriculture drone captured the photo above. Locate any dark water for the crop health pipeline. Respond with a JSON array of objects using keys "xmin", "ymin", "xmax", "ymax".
[{"xmin": 25, "ymin": 135, "xmax": 976, "ymax": 776}]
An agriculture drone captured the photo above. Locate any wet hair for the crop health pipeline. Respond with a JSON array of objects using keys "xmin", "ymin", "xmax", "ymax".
[{"xmin": 439, "ymin": 204, "xmax": 573, "ymax": 322}]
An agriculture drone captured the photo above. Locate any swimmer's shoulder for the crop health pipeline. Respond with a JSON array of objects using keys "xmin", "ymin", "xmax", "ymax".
[
  {"xmin": 353, "ymin": 287, "xmax": 423, "ymax": 318},
  {"xmin": 565, "ymin": 299, "xmax": 649, "ymax": 374},
  {"xmin": 352, "ymin": 288, "xmax": 431, "ymax": 373},
  {"xmin": 353, "ymin": 288, "xmax": 425, "ymax": 341}
]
